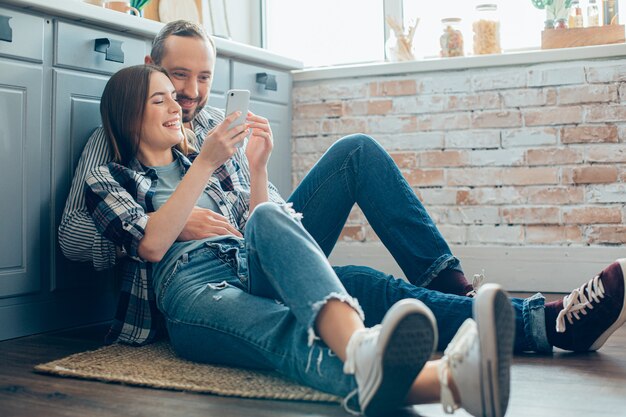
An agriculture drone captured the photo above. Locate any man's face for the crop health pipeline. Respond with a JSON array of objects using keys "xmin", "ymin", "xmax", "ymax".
[{"xmin": 158, "ymin": 36, "xmax": 215, "ymax": 123}]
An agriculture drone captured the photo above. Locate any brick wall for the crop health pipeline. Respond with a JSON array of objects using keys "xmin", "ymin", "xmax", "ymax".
[{"xmin": 291, "ymin": 59, "xmax": 626, "ymax": 247}]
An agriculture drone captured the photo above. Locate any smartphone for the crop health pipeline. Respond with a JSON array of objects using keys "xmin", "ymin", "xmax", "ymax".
[{"xmin": 225, "ymin": 89, "xmax": 250, "ymax": 148}]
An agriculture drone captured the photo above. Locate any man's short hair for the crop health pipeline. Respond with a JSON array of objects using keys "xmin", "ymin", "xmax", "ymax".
[{"xmin": 151, "ymin": 20, "xmax": 216, "ymax": 64}]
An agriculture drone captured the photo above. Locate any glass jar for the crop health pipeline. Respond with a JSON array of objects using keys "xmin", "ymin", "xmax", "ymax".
[
  {"xmin": 440, "ymin": 18, "xmax": 464, "ymax": 57},
  {"xmin": 555, "ymin": 18, "xmax": 568, "ymax": 29},
  {"xmin": 544, "ymin": 19, "xmax": 555, "ymax": 29},
  {"xmin": 588, "ymin": 0, "xmax": 600, "ymax": 26},
  {"xmin": 472, "ymin": 4, "xmax": 501, "ymax": 55}
]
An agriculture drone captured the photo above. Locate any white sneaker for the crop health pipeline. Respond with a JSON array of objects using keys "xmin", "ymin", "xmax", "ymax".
[
  {"xmin": 439, "ymin": 284, "xmax": 515, "ymax": 417},
  {"xmin": 343, "ymin": 299, "xmax": 438, "ymax": 416}
]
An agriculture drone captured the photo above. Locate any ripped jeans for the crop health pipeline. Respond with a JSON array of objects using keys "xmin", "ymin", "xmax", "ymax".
[{"xmin": 154, "ymin": 202, "xmax": 361, "ymax": 398}]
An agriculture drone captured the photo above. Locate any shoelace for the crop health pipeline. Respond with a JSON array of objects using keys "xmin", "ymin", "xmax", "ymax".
[
  {"xmin": 466, "ymin": 270, "xmax": 486, "ymax": 297},
  {"xmin": 438, "ymin": 321, "xmax": 476, "ymax": 414},
  {"xmin": 556, "ymin": 274, "xmax": 605, "ymax": 333},
  {"xmin": 341, "ymin": 326, "xmax": 381, "ymax": 416}
]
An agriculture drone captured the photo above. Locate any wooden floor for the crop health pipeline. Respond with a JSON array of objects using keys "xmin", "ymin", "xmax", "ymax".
[{"xmin": 1, "ymin": 322, "xmax": 625, "ymax": 417}]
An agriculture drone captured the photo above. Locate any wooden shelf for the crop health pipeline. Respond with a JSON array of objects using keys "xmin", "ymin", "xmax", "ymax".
[{"xmin": 542, "ymin": 25, "xmax": 625, "ymax": 49}]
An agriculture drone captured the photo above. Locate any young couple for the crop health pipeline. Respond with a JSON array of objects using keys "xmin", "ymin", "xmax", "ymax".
[{"xmin": 59, "ymin": 20, "xmax": 626, "ymax": 417}]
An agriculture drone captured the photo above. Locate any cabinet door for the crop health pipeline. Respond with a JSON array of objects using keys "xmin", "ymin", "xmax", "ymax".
[
  {"xmin": 0, "ymin": 59, "xmax": 43, "ymax": 298},
  {"xmin": 249, "ymin": 100, "xmax": 292, "ymax": 197},
  {"xmin": 51, "ymin": 69, "xmax": 110, "ymax": 290}
]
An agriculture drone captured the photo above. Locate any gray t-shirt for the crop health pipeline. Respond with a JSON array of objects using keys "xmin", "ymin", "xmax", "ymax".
[{"xmin": 150, "ymin": 159, "xmax": 238, "ymax": 283}]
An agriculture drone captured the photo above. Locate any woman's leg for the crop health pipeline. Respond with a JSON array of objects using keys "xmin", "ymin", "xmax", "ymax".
[{"xmin": 288, "ymin": 133, "xmax": 468, "ymax": 292}]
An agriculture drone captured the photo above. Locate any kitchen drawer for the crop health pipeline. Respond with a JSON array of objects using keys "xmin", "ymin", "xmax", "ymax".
[
  {"xmin": 54, "ymin": 21, "xmax": 146, "ymax": 75},
  {"xmin": 232, "ymin": 61, "xmax": 290, "ymax": 105},
  {"xmin": 0, "ymin": 6, "xmax": 44, "ymax": 63},
  {"xmin": 211, "ymin": 56, "xmax": 230, "ymax": 94}
]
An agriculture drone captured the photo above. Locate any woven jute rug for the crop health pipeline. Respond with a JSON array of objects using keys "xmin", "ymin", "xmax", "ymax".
[{"xmin": 34, "ymin": 341, "xmax": 340, "ymax": 403}]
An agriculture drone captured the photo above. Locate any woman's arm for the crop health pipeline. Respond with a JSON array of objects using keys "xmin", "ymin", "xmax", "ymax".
[{"xmin": 245, "ymin": 112, "xmax": 274, "ymax": 214}]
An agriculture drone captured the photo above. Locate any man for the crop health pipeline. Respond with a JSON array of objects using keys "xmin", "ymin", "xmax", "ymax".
[{"xmin": 59, "ymin": 20, "xmax": 626, "ymax": 359}]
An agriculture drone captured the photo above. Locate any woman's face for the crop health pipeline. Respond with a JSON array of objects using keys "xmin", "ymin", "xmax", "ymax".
[{"xmin": 139, "ymin": 71, "xmax": 184, "ymax": 151}]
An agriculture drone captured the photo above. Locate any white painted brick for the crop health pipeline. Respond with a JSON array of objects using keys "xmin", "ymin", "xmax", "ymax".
[
  {"xmin": 445, "ymin": 130, "xmax": 500, "ymax": 149},
  {"xmin": 393, "ymin": 95, "xmax": 448, "ymax": 114},
  {"xmin": 319, "ymin": 81, "xmax": 369, "ymax": 99},
  {"xmin": 292, "ymin": 84, "xmax": 321, "ymax": 104},
  {"xmin": 376, "ymin": 133, "xmax": 445, "ymax": 150},
  {"xmin": 500, "ymin": 88, "xmax": 554, "ymax": 108},
  {"xmin": 585, "ymin": 62, "xmax": 626, "ymax": 83},
  {"xmin": 472, "ymin": 71, "xmax": 527, "ymax": 91},
  {"xmin": 293, "ymin": 136, "xmax": 339, "ymax": 154},
  {"xmin": 425, "ymin": 206, "xmax": 448, "ymax": 224},
  {"xmin": 458, "ymin": 187, "xmax": 526, "ymax": 205},
  {"xmin": 446, "ymin": 207, "xmax": 500, "ymax": 225},
  {"xmin": 292, "ymin": 120, "xmax": 321, "ymax": 137},
  {"xmin": 367, "ymin": 116, "xmax": 415, "ymax": 134},
  {"xmin": 469, "ymin": 149, "xmax": 526, "ymax": 166},
  {"xmin": 467, "ymin": 225, "xmax": 524, "ymax": 244},
  {"xmin": 419, "ymin": 188, "xmax": 459, "ymax": 205},
  {"xmin": 586, "ymin": 184, "xmax": 626, "ymax": 203},
  {"xmin": 437, "ymin": 225, "xmax": 467, "ymax": 244},
  {"xmin": 418, "ymin": 74, "xmax": 471, "ymax": 94},
  {"xmin": 586, "ymin": 145, "xmax": 626, "ymax": 163},
  {"xmin": 528, "ymin": 66, "xmax": 586, "ymax": 87},
  {"xmin": 501, "ymin": 127, "xmax": 558, "ymax": 148}
]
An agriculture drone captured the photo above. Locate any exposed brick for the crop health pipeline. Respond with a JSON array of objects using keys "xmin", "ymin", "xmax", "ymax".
[
  {"xmin": 585, "ymin": 104, "xmax": 626, "ymax": 123},
  {"xmin": 370, "ymin": 80, "xmax": 417, "ymax": 96},
  {"xmin": 320, "ymin": 82, "xmax": 368, "ymax": 99},
  {"xmin": 366, "ymin": 116, "xmax": 417, "ymax": 134},
  {"xmin": 526, "ymin": 225, "xmax": 582, "ymax": 244},
  {"xmin": 447, "ymin": 92, "xmax": 501, "ymax": 111},
  {"xmin": 501, "ymin": 127, "xmax": 558, "ymax": 148},
  {"xmin": 500, "ymin": 207, "xmax": 560, "ymax": 224},
  {"xmin": 587, "ymin": 226, "xmax": 626, "ymax": 244},
  {"xmin": 416, "ymin": 112, "xmax": 471, "ymax": 131},
  {"xmin": 558, "ymin": 85, "xmax": 618, "ymax": 105},
  {"xmin": 523, "ymin": 186, "xmax": 585, "ymax": 204},
  {"xmin": 446, "ymin": 207, "xmax": 500, "ymax": 224},
  {"xmin": 363, "ymin": 226, "xmax": 381, "ymax": 242},
  {"xmin": 472, "ymin": 71, "xmax": 527, "ymax": 91},
  {"xmin": 561, "ymin": 125, "xmax": 618, "ymax": 144},
  {"xmin": 472, "ymin": 110, "xmax": 522, "ymax": 128},
  {"xmin": 457, "ymin": 187, "xmax": 526, "ymax": 205},
  {"xmin": 563, "ymin": 207, "xmax": 622, "ymax": 224},
  {"xmin": 292, "ymin": 153, "xmax": 321, "ymax": 172},
  {"xmin": 345, "ymin": 99, "xmax": 393, "ymax": 116},
  {"xmin": 500, "ymin": 88, "xmax": 556, "ymax": 108},
  {"xmin": 445, "ymin": 130, "xmax": 500, "ymax": 149},
  {"xmin": 347, "ymin": 206, "xmax": 365, "ymax": 224},
  {"xmin": 320, "ymin": 118, "xmax": 367, "ymax": 135},
  {"xmin": 523, "ymin": 106, "xmax": 583, "ymax": 126},
  {"xmin": 293, "ymin": 102, "xmax": 344, "ymax": 119},
  {"xmin": 567, "ymin": 166, "xmax": 618, "ymax": 184},
  {"xmin": 526, "ymin": 148, "xmax": 582, "ymax": 165},
  {"xmin": 466, "ymin": 225, "xmax": 524, "ymax": 244},
  {"xmin": 404, "ymin": 169, "xmax": 445, "ymax": 186},
  {"xmin": 528, "ymin": 66, "xmax": 586, "ymax": 86},
  {"xmin": 340, "ymin": 225, "xmax": 365, "ymax": 242},
  {"xmin": 293, "ymin": 136, "xmax": 338, "ymax": 154},
  {"xmin": 292, "ymin": 119, "xmax": 321, "ymax": 137},
  {"xmin": 419, "ymin": 150, "xmax": 468, "ymax": 167},
  {"xmin": 390, "ymin": 151, "xmax": 418, "ymax": 169},
  {"xmin": 586, "ymin": 145, "xmax": 626, "ymax": 163},
  {"xmin": 293, "ymin": 84, "xmax": 321, "ymax": 104},
  {"xmin": 585, "ymin": 64, "xmax": 626, "ymax": 83},
  {"xmin": 500, "ymin": 167, "xmax": 559, "ymax": 185}
]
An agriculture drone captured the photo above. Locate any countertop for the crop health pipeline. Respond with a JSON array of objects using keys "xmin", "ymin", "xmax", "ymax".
[{"xmin": 1, "ymin": 0, "xmax": 303, "ymax": 70}]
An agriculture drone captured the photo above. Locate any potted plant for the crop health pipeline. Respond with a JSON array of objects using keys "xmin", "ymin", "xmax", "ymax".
[{"xmin": 531, "ymin": 0, "xmax": 573, "ymax": 23}]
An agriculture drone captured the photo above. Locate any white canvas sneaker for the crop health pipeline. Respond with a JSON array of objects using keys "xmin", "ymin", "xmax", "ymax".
[
  {"xmin": 439, "ymin": 284, "xmax": 515, "ymax": 417},
  {"xmin": 343, "ymin": 299, "xmax": 438, "ymax": 416}
]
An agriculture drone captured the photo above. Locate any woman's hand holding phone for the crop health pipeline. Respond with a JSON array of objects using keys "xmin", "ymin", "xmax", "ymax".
[{"xmin": 197, "ymin": 111, "xmax": 249, "ymax": 170}]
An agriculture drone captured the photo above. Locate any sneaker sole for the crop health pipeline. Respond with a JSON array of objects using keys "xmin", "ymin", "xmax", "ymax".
[
  {"xmin": 363, "ymin": 299, "xmax": 438, "ymax": 417},
  {"xmin": 473, "ymin": 284, "xmax": 515, "ymax": 417},
  {"xmin": 590, "ymin": 258, "xmax": 626, "ymax": 351}
]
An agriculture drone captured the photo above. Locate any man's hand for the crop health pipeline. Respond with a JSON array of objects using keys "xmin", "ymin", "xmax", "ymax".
[
  {"xmin": 177, "ymin": 206, "xmax": 243, "ymax": 241},
  {"xmin": 245, "ymin": 111, "xmax": 273, "ymax": 173}
]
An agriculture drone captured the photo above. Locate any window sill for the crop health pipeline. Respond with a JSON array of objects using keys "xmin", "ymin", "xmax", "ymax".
[{"xmin": 292, "ymin": 43, "xmax": 626, "ymax": 82}]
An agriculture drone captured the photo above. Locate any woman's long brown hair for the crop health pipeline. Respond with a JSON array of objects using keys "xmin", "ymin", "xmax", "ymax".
[{"xmin": 100, "ymin": 64, "xmax": 193, "ymax": 165}]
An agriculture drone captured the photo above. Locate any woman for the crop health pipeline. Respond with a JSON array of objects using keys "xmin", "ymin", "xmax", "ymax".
[{"xmin": 84, "ymin": 64, "xmax": 515, "ymax": 417}]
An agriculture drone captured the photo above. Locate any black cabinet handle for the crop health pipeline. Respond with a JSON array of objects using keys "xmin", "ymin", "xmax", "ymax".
[
  {"xmin": 256, "ymin": 72, "xmax": 277, "ymax": 91},
  {"xmin": 0, "ymin": 15, "xmax": 12, "ymax": 43},
  {"xmin": 94, "ymin": 38, "xmax": 124, "ymax": 63}
]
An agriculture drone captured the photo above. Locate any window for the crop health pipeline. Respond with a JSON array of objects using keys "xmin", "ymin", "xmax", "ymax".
[{"xmin": 263, "ymin": 0, "xmax": 384, "ymax": 67}]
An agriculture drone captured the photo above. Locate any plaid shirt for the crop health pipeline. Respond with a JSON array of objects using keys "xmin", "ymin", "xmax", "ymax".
[{"xmin": 82, "ymin": 106, "xmax": 285, "ymax": 345}]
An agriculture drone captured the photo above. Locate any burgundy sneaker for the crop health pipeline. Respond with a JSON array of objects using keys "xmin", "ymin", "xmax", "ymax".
[{"xmin": 547, "ymin": 259, "xmax": 626, "ymax": 352}]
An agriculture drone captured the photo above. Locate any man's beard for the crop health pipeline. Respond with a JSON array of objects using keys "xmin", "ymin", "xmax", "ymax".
[{"xmin": 179, "ymin": 95, "xmax": 206, "ymax": 123}]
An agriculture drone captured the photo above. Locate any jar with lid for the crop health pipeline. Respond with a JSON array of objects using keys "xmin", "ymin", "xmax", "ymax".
[
  {"xmin": 588, "ymin": 0, "xmax": 600, "ymax": 26},
  {"xmin": 555, "ymin": 18, "xmax": 568, "ymax": 29},
  {"xmin": 472, "ymin": 4, "xmax": 501, "ymax": 55},
  {"xmin": 440, "ymin": 18, "xmax": 464, "ymax": 57}
]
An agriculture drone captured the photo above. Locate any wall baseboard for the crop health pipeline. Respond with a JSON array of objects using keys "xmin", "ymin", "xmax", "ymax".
[{"xmin": 329, "ymin": 243, "xmax": 625, "ymax": 293}]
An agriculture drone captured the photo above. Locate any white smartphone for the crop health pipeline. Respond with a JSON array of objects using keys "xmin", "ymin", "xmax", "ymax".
[{"xmin": 225, "ymin": 89, "xmax": 250, "ymax": 148}]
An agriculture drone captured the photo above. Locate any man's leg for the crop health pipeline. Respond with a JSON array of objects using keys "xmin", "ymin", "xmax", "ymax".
[
  {"xmin": 334, "ymin": 265, "xmax": 551, "ymax": 353},
  {"xmin": 288, "ymin": 133, "xmax": 471, "ymax": 295}
]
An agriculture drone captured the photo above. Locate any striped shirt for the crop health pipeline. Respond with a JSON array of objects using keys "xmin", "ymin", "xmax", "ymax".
[{"xmin": 61, "ymin": 106, "xmax": 285, "ymax": 345}]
